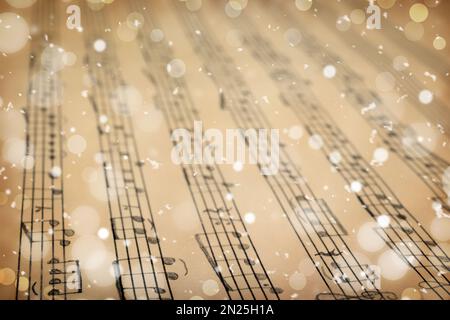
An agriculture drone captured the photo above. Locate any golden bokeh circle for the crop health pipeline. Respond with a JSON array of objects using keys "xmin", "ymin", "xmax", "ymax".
[
  {"xmin": 0, "ymin": 268, "xmax": 16, "ymax": 286},
  {"xmin": 16, "ymin": 276, "xmax": 29, "ymax": 292},
  {"xmin": 404, "ymin": 21, "xmax": 424, "ymax": 41},
  {"xmin": 409, "ymin": 3, "xmax": 429, "ymax": 23},
  {"xmin": 377, "ymin": 0, "xmax": 396, "ymax": 9},
  {"xmin": 401, "ymin": 288, "xmax": 422, "ymax": 300},
  {"xmin": 295, "ymin": 0, "xmax": 313, "ymax": 11},
  {"xmin": 433, "ymin": 36, "xmax": 446, "ymax": 50},
  {"xmin": 350, "ymin": 9, "xmax": 366, "ymax": 25}
]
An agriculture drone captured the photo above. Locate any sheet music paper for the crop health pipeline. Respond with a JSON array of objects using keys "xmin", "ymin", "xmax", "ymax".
[{"xmin": 0, "ymin": 0, "xmax": 449, "ymax": 300}]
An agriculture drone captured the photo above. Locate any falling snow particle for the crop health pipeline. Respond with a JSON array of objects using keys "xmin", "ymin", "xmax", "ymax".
[
  {"xmin": 323, "ymin": 65, "xmax": 336, "ymax": 79},
  {"xmin": 418, "ymin": 89, "xmax": 433, "ymax": 104},
  {"xmin": 233, "ymin": 161, "xmax": 243, "ymax": 172},
  {"xmin": 97, "ymin": 228, "xmax": 109, "ymax": 240},
  {"xmin": 50, "ymin": 166, "xmax": 62, "ymax": 178},
  {"xmin": 329, "ymin": 150, "xmax": 342, "ymax": 165},
  {"xmin": 93, "ymin": 39, "xmax": 107, "ymax": 53},
  {"xmin": 373, "ymin": 148, "xmax": 389, "ymax": 164},
  {"xmin": 244, "ymin": 212, "xmax": 256, "ymax": 224},
  {"xmin": 350, "ymin": 181, "xmax": 363, "ymax": 193},
  {"xmin": 377, "ymin": 215, "xmax": 391, "ymax": 228},
  {"xmin": 308, "ymin": 134, "xmax": 324, "ymax": 150}
]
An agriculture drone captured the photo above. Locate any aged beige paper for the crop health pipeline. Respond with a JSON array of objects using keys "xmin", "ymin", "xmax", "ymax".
[{"xmin": 0, "ymin": 0, "xmax": 449, "ymax": 300}]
